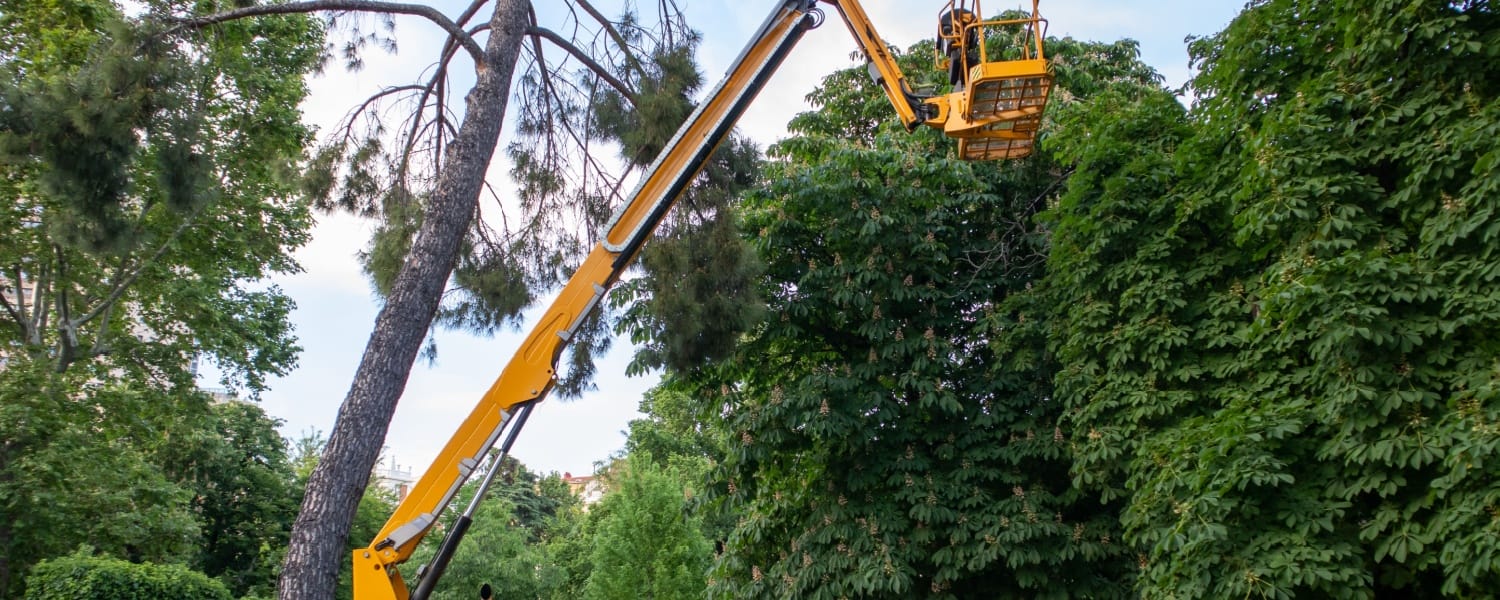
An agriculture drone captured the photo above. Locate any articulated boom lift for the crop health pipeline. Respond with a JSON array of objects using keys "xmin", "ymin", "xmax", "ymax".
[{"xmin": 352, "ymin": 2, "xmax": 1050, "ymax": 598}]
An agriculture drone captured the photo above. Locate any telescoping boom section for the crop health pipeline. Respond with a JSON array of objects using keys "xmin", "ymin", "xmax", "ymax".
[{"xmin": 352, "ymin": 1, "xmax": 1052, "ymax": 598}]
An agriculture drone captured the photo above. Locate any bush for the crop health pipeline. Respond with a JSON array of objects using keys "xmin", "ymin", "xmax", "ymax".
[{"xmin": 25, "ymin": 552, "xmax": 231, "ymax": 600}]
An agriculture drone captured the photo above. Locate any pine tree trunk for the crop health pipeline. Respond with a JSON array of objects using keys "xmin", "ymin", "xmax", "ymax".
[{"xmin": 277, "ymin": 2, "xmax": 531, "ymax": 598}]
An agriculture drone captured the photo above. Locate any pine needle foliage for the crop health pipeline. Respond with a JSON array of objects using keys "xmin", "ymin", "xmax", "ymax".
[{"xmin": 331, "ymin": 1, "xmax": 764, "ymax": 394}]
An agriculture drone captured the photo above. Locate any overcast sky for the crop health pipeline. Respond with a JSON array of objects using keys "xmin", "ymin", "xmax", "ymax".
[{"xmin": 239, "ymin": 0, "xmax": 1246, "ymax": 480}]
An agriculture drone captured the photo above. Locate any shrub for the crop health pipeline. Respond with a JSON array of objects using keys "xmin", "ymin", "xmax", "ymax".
[{"xmin": 25, "ymin": 552, "xmax": 231, "ymax": 600}]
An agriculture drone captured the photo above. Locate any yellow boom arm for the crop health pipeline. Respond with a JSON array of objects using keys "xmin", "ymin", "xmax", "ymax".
[
  {"xmin": 353, "ymin": 1, "xmax": 1051, "ymax": 598},
  {"xmin": 824, "ymin": 0, "xmax": 935, "ymax": 130},
  {"xmin": 354, "ymin": 4, "xmax": 819, "ymax": 598}
]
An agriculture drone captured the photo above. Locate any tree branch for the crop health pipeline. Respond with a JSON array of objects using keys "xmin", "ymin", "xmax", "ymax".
[
  {"xmin": 325, "ymin": 83, "xmax": 428, "ymax": 173},
  {"xmin": 574, "ymin": 0, "xmax": 646, "ymax": 78},
  {"xmin": 53, "ymin": 245, "xmax": 77, "ymax": 372},
  {"xmin": 398, "ymin": 47, "xmax": 458, "ymax": 182},
  {"xmin": 72, "ymin": 210, "xmax": 201, "ymax": 330},
  {"xmin": 398, "ymin": 0, "xmax": 488, "ymax": 177},
  {"xmin": 28, "ymin": 264, "xmax": 48, "ymax": 346},
  {"xmin": 451, "ymin": 0, "xmax": 490, "ymax": 29},
  {"xmin": 0, "ymin": 278, "xmax": 25, "ymax": 339},
  {"xmin": 527, "ymin": 26, "xmax": 636, "ymax": 104},
  {"xmin": 359, "ymin": 84, "xmax": 430, "ymax": 114},
  {"xmin": 89, "ymin": 301, "xmax": 116, "ymax": 357},
  {"xmin": 166, "ymin": 0, "xmax": 487, "ymax": 69}
]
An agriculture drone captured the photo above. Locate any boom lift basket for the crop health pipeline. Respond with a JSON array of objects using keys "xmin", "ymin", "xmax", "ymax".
[{"xmin": 936, "ymin": 0, "xmax": 1052, "ymax": 160}]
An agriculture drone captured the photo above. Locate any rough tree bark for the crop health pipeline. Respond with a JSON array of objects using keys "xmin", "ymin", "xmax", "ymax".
[{"xmin": 277, "ymin": 1, "xmax": 532, "ymax": 599}]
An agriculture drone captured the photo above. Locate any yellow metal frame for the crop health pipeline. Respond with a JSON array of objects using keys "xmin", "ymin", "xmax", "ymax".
[
  {"xmin": 932, "ymin": 0, "xmax": 1053, "ymax": 158},
  {"xmin": 352, "ymin": 1, "xmax": 1053, "ymax": 598}
]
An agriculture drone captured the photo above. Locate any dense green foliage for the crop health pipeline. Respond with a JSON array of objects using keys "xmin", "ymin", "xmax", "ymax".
[
  {"xmin": 600, "ymin": 1, "xmax": 1500, "ymax": 598},
  {"xmin": 660, "ymin": 34, "xmax": 1161, "ymax": 599},
  {"xmin": 0, "ymin": 0, "xmax": 319, "ymax": 384},
  {"xmin": 584, "ymin": 458, "xmax": 711, "ymax": 600},
  {"xmin": 171, "ymin": 402, "xmax": 300, "ymax": 594},
  {"xmin": 0, "ymin": 0, "xmax": 320, "ymax": 596},
  {"xmin": 0, "ymin": 358, "xmax": 303, "ymax": 597},
  {"xmin": 423, "ymin": 499, "xmax": 546, "ymax": 600},
  {"xmin": 1039, "ymin": 0, "xmax": 1500, "ymax": 596},
  {"xmin": 166, "ymin": 401, "xmax": 300, "ymax": 596},
  {"xmin": 391, "ymin": 436, "xmax": 712, "ymax": 600},
  {"xmin": 0, "ymin": 359, "xmax": 203, "ymax": 588},
  {"xmin": 537, "ymin": 494, "xmax": 603, "ymax": 599},
  {"xmin": 25, "ymin": 552, "xmax": 231, "ymax": 600}
]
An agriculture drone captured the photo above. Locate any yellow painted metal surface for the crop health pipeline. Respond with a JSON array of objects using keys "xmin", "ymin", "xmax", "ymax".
[
  {"xmin": 353, "ymin": 550, "xmax": 406, "ymax": 600},
  {"xmin": 967, "ymin": 59, "xmax": 1051, "ymax": 122},
  {"xmin": 931, "ymin": 0, "xmax": 1053, "ymax": 157},
  {"xmin": 827, "ymin": 0, "xmax": 926, "ymax": 130}
]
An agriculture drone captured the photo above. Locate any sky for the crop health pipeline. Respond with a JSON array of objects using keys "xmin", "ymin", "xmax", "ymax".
[{"xmin": 242, "ymin": 0, "xmax": 1247, "ymax": 480}]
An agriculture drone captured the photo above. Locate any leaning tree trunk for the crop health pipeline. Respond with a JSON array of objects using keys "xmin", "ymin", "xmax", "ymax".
[{"xmin": 278, "ymin": 2, "xmax": 531, "ymax": 599}]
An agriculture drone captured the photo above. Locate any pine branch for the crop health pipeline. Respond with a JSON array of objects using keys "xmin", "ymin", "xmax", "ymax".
[
  {"xmin": 165, "ymin": 0, "xmax": 487, "ymax": 69},
  {"xmin": 397, "ymin": 47, "xmax": 458, "ymax": 182},
  {"xmin": 522, "ymin": 24, "xmax": 636, "ymax": 219},
  {"xmin": 526, "ymin": 10, "xmax": 628, "ymax": 210},
  {"xmin": 574, "ymin": 0, "xmax": 646, "ymax": 79},
  {"xmin": 527, "ymin": 26, "xmax": 636, "ymax": 104},
  {"xmin": 574, "ymin": 66, "xmax": 635, "ymax": 214},
  {"xmin": 478, "ymin": 179, "xmax": 515, "ymax": 235},
  {"xmin": 451, "ymin": 0, "xmax": 489, "ymax": 29},
  {"xmin": 391, "ymin": 0, "xmax": 489, "ymax": 179},
  {"xmin": 346, "ymin": 83, "xmax": 430, "ymax": 134}
]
